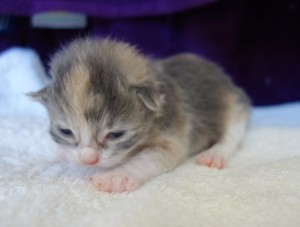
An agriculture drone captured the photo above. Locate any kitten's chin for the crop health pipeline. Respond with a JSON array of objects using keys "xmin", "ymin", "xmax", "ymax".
[{"xmin": 94, "ymin": 159, "xmax": 123, "ymax": 169}]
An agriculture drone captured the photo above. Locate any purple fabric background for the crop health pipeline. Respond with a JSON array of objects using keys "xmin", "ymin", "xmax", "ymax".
[
  {"xmin": 0, "ymin": 0, "xmax": 217, "ymax": 17},
  {"xmin": 0, "ymin": 0, "xmax": 299, "ymax": 106}
]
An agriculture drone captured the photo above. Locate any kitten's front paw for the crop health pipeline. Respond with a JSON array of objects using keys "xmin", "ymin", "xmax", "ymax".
[
  {"xmin": 196, "ymin": 150, "xmax": 226, "ymax": 169},
  {"xmin": 90, "ymin": 172, "xmax": 140, "ymax": 193}
]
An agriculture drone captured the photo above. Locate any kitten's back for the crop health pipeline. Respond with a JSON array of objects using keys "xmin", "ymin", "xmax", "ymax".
[{"xmin": 159, "ymin": 54, "xmax": 249, "ymax": 151}]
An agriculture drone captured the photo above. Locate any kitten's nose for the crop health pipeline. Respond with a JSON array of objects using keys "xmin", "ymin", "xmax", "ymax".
[{"xmin": 80, "ymin": 147, "xmax": 99, "ymax": 165}]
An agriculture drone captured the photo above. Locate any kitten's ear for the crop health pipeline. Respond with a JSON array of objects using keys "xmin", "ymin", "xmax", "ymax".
[
  {"xmin": 27, "ymin": 86, "xmax": 50, "ymax": 104},
  {"xmin": 132, "ymin": 84, "xmax": 163, "ymax": 112}
]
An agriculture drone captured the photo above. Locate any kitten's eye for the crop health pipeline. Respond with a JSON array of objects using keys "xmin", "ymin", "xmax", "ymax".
[
  {"xmin": 106, "ymin": 131, "xmax": 126, "ymax": 140},
  {"xmin": 59, "ymin": 128, "xmax": 73, "ymax": 137}
]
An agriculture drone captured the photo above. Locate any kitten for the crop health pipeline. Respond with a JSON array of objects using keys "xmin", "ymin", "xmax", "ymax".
[{"xmin": 29, "ymin": 38, "xmax": 250, "ymax": 193}]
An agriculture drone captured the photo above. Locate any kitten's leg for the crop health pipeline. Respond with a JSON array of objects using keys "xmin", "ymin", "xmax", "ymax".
[
  {"xmin": 196, "ymin": 101, "xmax": 250, "ymax": 169},
  {"xmin": 91, "ymin": 138, "xmax": 188, "ymax": 193}
]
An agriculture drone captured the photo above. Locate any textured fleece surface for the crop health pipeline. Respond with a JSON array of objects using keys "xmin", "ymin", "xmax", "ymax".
[
  {"xmin": 0, "ymin": 48, "xmax": 300, "ymax": 227},
  {"xmin": 0, "ymin": 119, "xmax": 300, "ymax": 227}
]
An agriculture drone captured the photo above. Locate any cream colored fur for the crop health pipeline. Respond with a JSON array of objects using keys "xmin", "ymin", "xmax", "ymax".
[{"xmin": 0, "ymin": 48, "xmax": 299, "ymax": 226}]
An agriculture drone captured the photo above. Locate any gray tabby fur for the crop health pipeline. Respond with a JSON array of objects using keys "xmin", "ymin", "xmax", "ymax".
[{"xmin": 29, "ymin": 38, "xmax": 251, "ymax": 192}]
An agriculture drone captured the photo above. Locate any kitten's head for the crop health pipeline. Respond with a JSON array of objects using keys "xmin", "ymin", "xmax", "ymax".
[{"xmin": 29, "ymin": 38, "xmax": 164, "ymax": 168}]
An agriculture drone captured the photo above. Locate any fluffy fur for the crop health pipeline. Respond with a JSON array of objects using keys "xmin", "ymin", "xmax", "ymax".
[{"xmin": 30, "ymin": 38, "xmax": 250, "ymax": 192}]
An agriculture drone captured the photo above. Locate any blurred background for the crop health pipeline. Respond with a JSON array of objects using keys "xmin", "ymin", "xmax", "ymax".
[{"xmin": 0, "ymin": 0, "xmax": 299, "ymax": 106}]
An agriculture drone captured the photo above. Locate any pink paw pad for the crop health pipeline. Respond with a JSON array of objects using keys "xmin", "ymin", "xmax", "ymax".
[
  {"xmin": 90, "ymin": 173, "xmax": 140, "ymax": 193},
  {"xmin": 196, "ymin": 151, "xmax": 226, "ymax": 169}
]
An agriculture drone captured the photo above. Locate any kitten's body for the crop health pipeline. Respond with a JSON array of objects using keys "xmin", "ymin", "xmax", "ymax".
[{"xmin": 30, "ymin": 38, "xmax": 250, "ymax": 192}]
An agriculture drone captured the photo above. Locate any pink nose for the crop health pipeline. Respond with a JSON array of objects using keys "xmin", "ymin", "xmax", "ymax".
[
  {"xmin": 82, "ymin": 155, "xmax": 99, "ymax": 165},
  {"xmin": 80, "ymin": 147, "xmax": 99, "ymax": 165}
]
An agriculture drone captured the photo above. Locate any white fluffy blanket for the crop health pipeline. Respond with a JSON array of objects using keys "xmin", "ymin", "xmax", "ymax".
[{"xmin": 0, "ymin": 48, "xmax": 300, "ymax": 227}]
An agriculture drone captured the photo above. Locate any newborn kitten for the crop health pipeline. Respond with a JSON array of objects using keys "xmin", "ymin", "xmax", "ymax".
[{"xmin": 29, "ymin": 38, "xmax": 250, "ymax": 193}]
